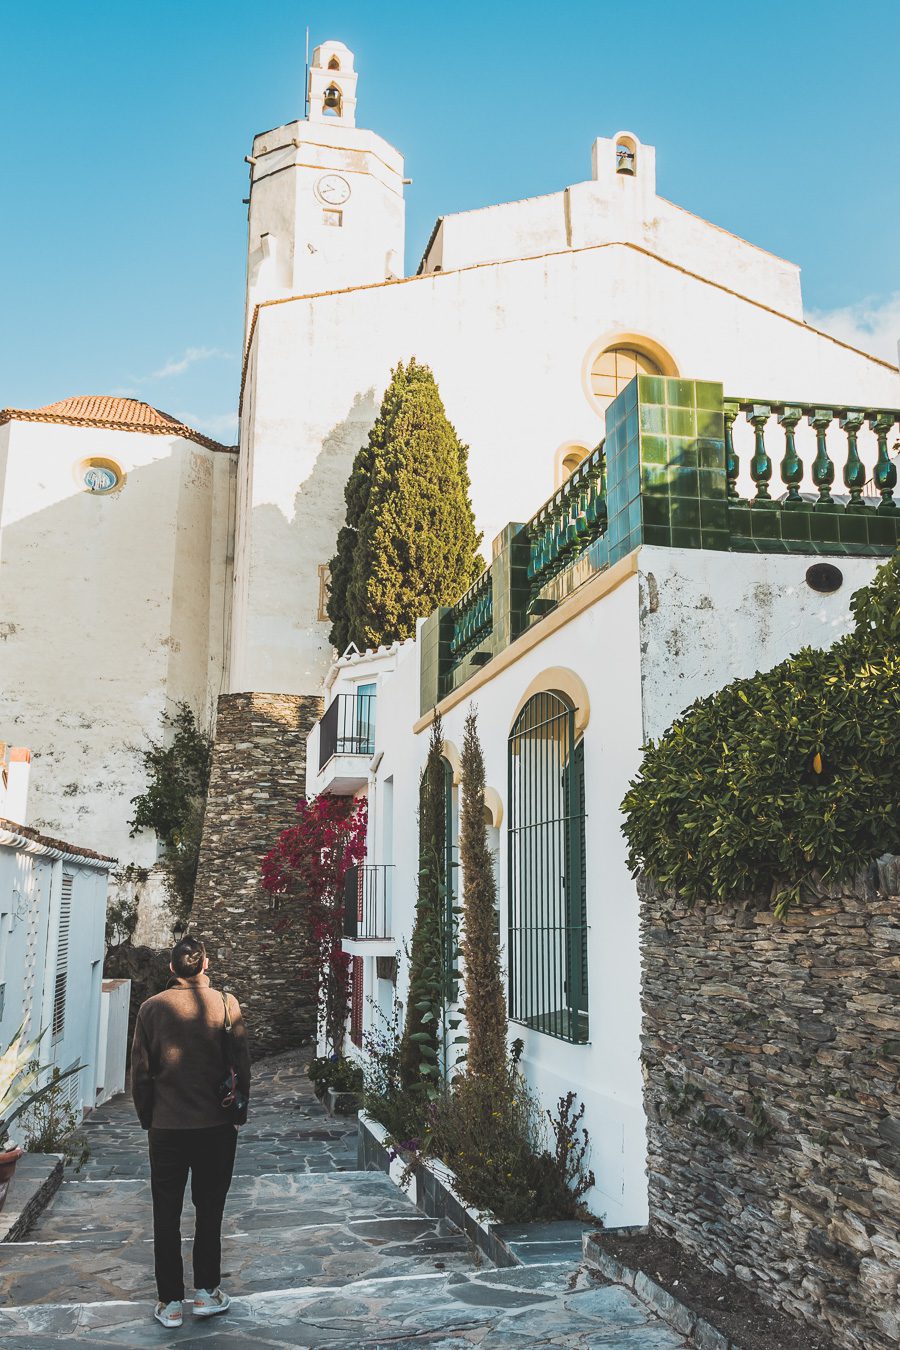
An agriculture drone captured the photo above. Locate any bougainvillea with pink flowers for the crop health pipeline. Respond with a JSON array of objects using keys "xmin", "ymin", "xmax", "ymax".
[{"xmin": 261, "ymin": 793, "xmax": 368, "ymax": 1055}]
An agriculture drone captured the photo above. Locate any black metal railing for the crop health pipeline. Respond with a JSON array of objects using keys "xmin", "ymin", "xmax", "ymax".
[
  {"xmin": 318, "ymin": 692, "xmax": 376, "ymax": 770},
  {"xmin": 343, "ymin": 864, "xmax": 393, "ymax": 940}
]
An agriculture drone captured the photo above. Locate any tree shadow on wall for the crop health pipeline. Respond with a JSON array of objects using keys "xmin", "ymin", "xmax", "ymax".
[{"xmin": 243, "ymin": 387, "xmax": 379, "ymax": 687}]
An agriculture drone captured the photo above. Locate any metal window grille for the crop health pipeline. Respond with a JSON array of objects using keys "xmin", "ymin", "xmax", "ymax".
[
  {"xmin": 51, "ymin": 873, "xmax": 73, "ymax": 1043},
  {"xmin": 318, "ymin": 692, "xmax": 376, "ymax": 769},
  {"xmin": 342, "ymin": 864, "xmax": 393, "ymax": 940},
  {"xmin": 508, "ymin": 692, "xmax": 588, "ymax": 1043}
]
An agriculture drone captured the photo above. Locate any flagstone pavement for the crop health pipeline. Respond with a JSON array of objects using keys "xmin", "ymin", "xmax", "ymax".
[{"xmin": 0, "ymin": 1052, "xmax": 689, "ymax": 1349}]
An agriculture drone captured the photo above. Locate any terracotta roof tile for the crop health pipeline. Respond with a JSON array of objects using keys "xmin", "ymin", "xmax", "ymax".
[
  {"xmin": 0, "ymin": 395, "xmax": 236, "ymax": 453},
  {"xmin": 0, "ymin": 817, "xmax": 116, "ymax": 865}
]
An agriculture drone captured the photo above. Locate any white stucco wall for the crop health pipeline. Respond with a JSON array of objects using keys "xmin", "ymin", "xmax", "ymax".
[
  {"xmin": 245, "ymin": 116, "xmax": 405, "ymax": 320},
  {"xmin": 315, "ymin": 570, "xmax": 650, "ymax": 1226},
  {"xmin": 309, "ymin": 542, "xmax": 896, "ymax": 1226},
  {"xmin": 0, "ymin": 838, "xmax": 111, "ymax": 1122},
  {"xmin": 637, "ymin": 546, "xmax": 886, "ymax": 741},
  {"xmin": 0, "ymin": 419, "xmax": 236, "ymax": 939},
  {"xmin": 422, "ymin": 133, "xmax": 802, "ymax": 319},
  {"xmin": 235, "ymin": 235, "xmax": 898, "ymax": 696}
]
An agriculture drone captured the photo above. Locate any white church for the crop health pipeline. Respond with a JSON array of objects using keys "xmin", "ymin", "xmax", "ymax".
[{"xmin": 1, "ymin": 26, "xmax": 897, "ymax": 1151}]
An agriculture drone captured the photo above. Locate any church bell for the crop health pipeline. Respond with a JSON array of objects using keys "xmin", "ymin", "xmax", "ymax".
[{"xmin": 323, "ymin": 84, "xmax": 342, "ymax": 112}]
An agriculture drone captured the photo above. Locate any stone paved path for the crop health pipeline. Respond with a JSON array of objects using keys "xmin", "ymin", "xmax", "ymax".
[{"xmin": 0, "ymin": 1052, "xmax": 689, "ymax": 1348}]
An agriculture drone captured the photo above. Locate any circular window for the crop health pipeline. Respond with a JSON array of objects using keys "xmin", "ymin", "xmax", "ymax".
[
  {"xmin": 74, "ymin": 457, "xmax": 125, "ymax": 495},
  {"xmin": 805, "ymin": 563, "xmax": 843, "ymax": 594},
  {"xmin": 590, "ymin": 346, "xmax": 663, "ymax": 404}
]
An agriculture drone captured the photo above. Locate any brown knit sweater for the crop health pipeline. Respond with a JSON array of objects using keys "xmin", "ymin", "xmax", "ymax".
[{"xmin": 131, "ymin": 975, "xmax": 251, "ymax": 1130}]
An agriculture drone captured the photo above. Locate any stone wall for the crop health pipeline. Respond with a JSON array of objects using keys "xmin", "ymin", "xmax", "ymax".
[
  {"xmin": 191, "ymin": 692, "xmax": 323, "ymax": 1057},
  {"xmin": 640, "ymin": 860, "xmax": 900, "ymax": 1350}
]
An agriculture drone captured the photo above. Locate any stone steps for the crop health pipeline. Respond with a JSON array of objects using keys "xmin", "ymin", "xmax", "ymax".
[
  {"xmin": 0, "ymin": 1052, "xmax": 689, "ymax": 1348},
  {"xmin": 0, "ymin": 1263, "xmax": 689, "ymax": 1347}
]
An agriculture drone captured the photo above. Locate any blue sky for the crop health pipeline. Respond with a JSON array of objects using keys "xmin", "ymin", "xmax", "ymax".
[{"xmin": 2, "ymin": 0, "xmax": 898, "ymax": 440}]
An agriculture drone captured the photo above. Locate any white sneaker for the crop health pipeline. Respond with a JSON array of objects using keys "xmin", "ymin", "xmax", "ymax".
[
  {"xmin": 154, "ymin": 1300, "xmax": 183, "ymax": 1328},
  {"xmin": 193, "ymin": 1286, "xmax": 231, "ymax": 1318}
]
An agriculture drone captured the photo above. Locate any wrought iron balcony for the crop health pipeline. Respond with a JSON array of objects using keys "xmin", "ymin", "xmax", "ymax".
[
  {"xmin": 318, "ymin": 692, "xmax": 376, "ymax": 771},
  {"xmin": 343, "ymin": 864, "xmax": 393, "ymax": 941}
]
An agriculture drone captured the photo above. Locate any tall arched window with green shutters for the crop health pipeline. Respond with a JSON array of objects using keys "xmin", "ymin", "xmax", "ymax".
[{"xmin": 507, "ymin": 691, "xmax": 588, "ymax": 1043}]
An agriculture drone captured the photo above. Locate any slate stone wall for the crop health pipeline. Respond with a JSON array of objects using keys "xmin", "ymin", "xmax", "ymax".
[
  {"xmin": 640, "ymin": 860, "xmax": 900, "ymax": 1350},
  {"xmin": 191, "ymin": 691, "xmax": 323, "ymax": 1058}
]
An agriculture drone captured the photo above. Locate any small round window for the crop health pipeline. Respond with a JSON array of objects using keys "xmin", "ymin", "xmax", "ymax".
[
  {"xmin": 75, "ymin": 457, "xmax": 125, "ymax": 495},
  {"xmin": 590, "ymin": 346, "xmax": 663, "ymax": 404}
]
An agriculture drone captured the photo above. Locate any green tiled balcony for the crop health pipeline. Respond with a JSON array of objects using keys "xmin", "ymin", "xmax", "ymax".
[{"xmin": 419, "ymin": 378, "xmax": 899, "ymax": 712}]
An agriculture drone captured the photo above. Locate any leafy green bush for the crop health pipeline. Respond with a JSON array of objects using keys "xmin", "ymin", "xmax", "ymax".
[
  {"xmin": 622, "ymin": 551, "xmax": 900, "ymax": 913},
  {"xmin": 429, "ymin": 1063, "xmax": 595, "ymax": 1223},
  {"xmin": 129, "ymin": 703, "xmax": 212, "ymax": 923},
  {"xmin": 362, "ymin": 993, "xmax": 429, "ymax": 1144},
  {"xmin": 22, "ymin": 1066, "xmax": 90, "ymax": 1172}
]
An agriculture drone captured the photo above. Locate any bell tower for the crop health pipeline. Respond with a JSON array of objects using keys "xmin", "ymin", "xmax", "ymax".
[
  {"xmin": 244, "ymin": 39, "xmax": 405, "ymax": 326},
  {"xmin": 307, "ymin": 39, "xmax": 358, "ymax": 125}
]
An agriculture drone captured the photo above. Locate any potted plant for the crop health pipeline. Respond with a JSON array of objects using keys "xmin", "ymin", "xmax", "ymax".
[
  {"xmin": 325, "ymin": 1058, "xmax": 364, "ymax": 1116},
  {"xmin": 0, "ymin": 1026, "xmax": 81, "ymax": 1212}
]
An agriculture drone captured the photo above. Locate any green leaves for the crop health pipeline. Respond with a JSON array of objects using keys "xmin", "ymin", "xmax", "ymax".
[
  {"xmin": 327, "ymin": 358, "xmax": 483, "ymax": 652},
  {"xmin": 128, "ymin": 703, "xmax": 212, "ymax": 921},
  {"xmin": 622, "ymin": 550, "xmax": 900, "ymax": 912}
]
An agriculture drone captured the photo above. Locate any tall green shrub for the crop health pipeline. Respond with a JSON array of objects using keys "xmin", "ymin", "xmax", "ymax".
[
  {"xmin": 459, "ymin": 708, "xmax": 508, "ymax": 1081},
  {"xmin": 129, "ymin": 703, "xmax": 212, "ymax": 921},
  {"xmin": 399, "ymin": 715, "xmax": 449, "ymax": 1091},
  {"xmin": 327, "ymin": 421, "xmax": 379, "ymax": 652},
  {"xmin": 330, "ymin": 358, "xmax": 482, "ymax": 651},
  {"xmin": 621, "ymin": 551, "xmax": 900, "ymax": 913}
]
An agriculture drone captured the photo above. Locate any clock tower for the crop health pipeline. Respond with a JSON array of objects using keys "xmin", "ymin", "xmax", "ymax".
[{"xmin": 244, "ymin": 40, "xmax": 406, "ymax": 326}]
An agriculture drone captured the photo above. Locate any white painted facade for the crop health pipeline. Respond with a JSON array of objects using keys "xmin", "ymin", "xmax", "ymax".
[
  {"xmin": 307, "ymin": 544, "xmax": 888, "ymax": 1224},
  {"xmin": 0, "ymin": 414, "xmax": 236, "ymax": 943},
  {"xmin": 235, "ymin": 55, "xmax": 899, "ymax": 696},
  {"xmin": 95, "ymin": 978, "xmax": 131, "ymax": 1107},
  {"xmin": 0, "ymin": 812, "xmax": 117, "ymax": 1125},
  {"xmin": 2, "ymin": 37, "xmax": 897, "ymax": 963}
]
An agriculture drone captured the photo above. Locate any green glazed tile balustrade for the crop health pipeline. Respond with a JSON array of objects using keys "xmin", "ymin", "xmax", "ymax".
[
  {"xmin": 725, "ymin": 398, "xmax": 899, "ymax": 555},
  {"xmin": 418, "ymin": 378, "xmax": 900, "ymax": 712}
]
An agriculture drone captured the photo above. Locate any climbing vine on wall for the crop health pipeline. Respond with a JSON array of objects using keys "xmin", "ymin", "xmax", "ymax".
[
  {"xmin": 261, "ymin": 793, "xmax": 368, "ymax": 1057},
  {"xmin": 129, "ymin": 703, "xmax": 212, "ymax": 923},
  {"xmin": 621, "ymin": 550, "xmax": 900, "ymax": 914}
]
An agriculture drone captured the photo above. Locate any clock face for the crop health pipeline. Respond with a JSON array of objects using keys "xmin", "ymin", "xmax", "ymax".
[{"xmin": 316, "ymin": 173, "xmax": 351, "ymax": 206}]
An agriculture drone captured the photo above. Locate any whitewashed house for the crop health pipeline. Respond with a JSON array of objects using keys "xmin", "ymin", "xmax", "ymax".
[
  {"xmin": 307, "ymin": 363, "xmax": 900, "ymax": 1226},
  {"xmin": 6, "ymin": 39, "xmax": 897, "ymax": 842},
  {"xmin": 0, "ymin": 745, "xmax": 127, "ymax": 1121}
]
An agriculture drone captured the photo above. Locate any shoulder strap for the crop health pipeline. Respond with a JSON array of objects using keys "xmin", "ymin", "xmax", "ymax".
[{"xmin": 221, "ymin": 989, "xmax": 233, "ymax": 1033}]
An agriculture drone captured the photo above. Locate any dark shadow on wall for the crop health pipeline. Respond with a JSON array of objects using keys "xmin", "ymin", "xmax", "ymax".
[{"xmin": 239, "ymin": 387, "xmax": 378, "ymax": 685}]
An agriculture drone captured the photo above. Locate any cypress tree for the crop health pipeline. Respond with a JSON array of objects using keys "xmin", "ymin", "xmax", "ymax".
[
  {"xmin": 326, "ymin": 440, "xmax": 376, "ymax": 652},
  {"xmin": 345, "ymin": 358, "xmax": 482, "ymax": 650},
  {"xmin": 399, "ymin": 714, "xmax": 448, "ymax": 1091},
  {"xmin": 459, "ymin": 708, "xmax": 508, "ymax": 1081}
]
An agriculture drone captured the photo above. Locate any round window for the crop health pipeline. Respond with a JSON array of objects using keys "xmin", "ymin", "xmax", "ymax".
[
  {"xmin": 74, "ymin": 457, "xmax": 125, "ymax": 495},
  {"xmin": 590, "ymin": 346, "xmax": 663, "ymax": 404}
]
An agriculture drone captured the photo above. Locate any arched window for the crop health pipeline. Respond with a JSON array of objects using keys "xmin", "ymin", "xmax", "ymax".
[
  {"xmin": 322, "ymin": 84, "xmax": 343, "ymax": 116},
  {"xmin": 554, "ymin": 443, "xmax": 590, "ymax": 488},
  {"xmin": 508, "ymin": 691, "xmax": 587, "ymax": 1043},
  {"xmin": 328, "ymin": 55, "xmax": 341, "ymax": 70},
  {"xmin": 591, "ymin": 345, "xmax": 662, "ymax": 405},
  {"xmin": 615, "ymin": 135, "xmax": 637, "ymax": 175}
]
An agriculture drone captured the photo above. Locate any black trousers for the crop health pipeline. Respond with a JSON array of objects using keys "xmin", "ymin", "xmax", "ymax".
[{"xmin": 148, "ymin": 1123, "xmax": 238, "ymax": 1303}]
